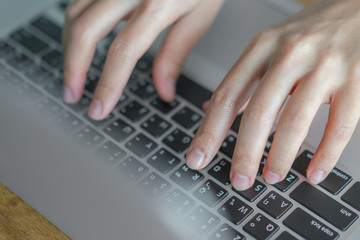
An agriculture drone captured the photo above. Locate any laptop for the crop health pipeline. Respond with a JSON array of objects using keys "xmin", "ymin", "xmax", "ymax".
[{"xmin": 0, "ymin": 0, "xmax": 360, "ymax": 239}]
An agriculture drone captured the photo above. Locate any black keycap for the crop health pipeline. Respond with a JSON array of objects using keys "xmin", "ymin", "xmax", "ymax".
[
  {"xmin": 342, "ymin": 182, "xmax": 360, "ymax": 212},
  {"xmin": 0, "ymin": 67, "xmax": 24, "ymax": 89},
  {"xmin": 31, "ymin": 16, "xmax": 62, "ymax": 43},
  {"xmin": 125, "ymin": 133, "xmax": 158, "ymax": 158},
  {"xmin": 114, "ymin": 93, "xmax": 129, "ymax": 109},
  {"xmin": 141, "ymin": 114, "xmax": 172, "ymax": 138},
  {"xmin": 15, "ymin": 83, "xmax": 43, "ymax": 102},
  {"xmin": 172, "ymin": 107, "xmax": 202, "ymax": 129},
  {"xmin": 85, "ymin": 69, "xmax": 99, "ymax": 93},
  {"xmin": 284, "ymin": 208, "xmax": 339, "ymax": 240},
  {"xmin": 150, "ymin": 97, "xmax": 179, "ymax": 114},
  {"xmin": 84, "ymin": 112, "xmax": 114, "ymax": 127},
  {"xmin": 42, "ymin": 49, "xmax": 63, "ymax": 69},
  {"xmin": 290, "ymin": 182, "xmax": 358, "ymax": 231},
  {"xmin": 176, "ymin": 75, "xmax": 212, "ymax": 110},
  {"xmin": 170, "ymin": 164, "xmax": 204, "ymax": 190},
  {"xmin": 75, "ymin": 126, "xmax": 105, "ymax": 149},
  {"xmin": 35, "ymin": 97, "xmax": 63, "ymax": 116},
  {"xmin": 91, "ymin": 50, "xmax": 106, "ymax": 70},
  {"xmin": 6, "ymin": 53, "xmax": 34, "ymax": 72},
  {"xmin": 217, "ymin": 196, "xmax": 253, "ymax": 225},
  {"xmin": 24, "ymin": 65, "xmax": 52, "ymax": 85},
  {"xmin": 135, "ymin": 54, "xmax": 152, "ymax": 72},
  {"xmin": 275, "ymin": 231, "xmax": 298, "ymax": 240},
  {"xmin": 163, "ymin": 189, "xmax": 195, "ymax": 215},
  {"xmin": 58, "ymin": 1, "xmax": 70, "ymax": 11},
  {"xmin": 220, "ymin": 135, "xmax": 236, "ymax": 158},
  {"xmin": 243, "ymin": 213, "xmax": 279, "ymax": 240},
  {"xmin": 257, "ymin": 191, "xmax": 293, "ymax": 219},
  {"xmin": 119, "ymin": 100, "xmax": 150, "ymax": 122},
  {"xmin": 264, "ymin": 132, "xmax": 275, "ymax": 153},
  {"xmin": 130, "ymin": 78, "xmax": 156, "ymax": 99},
  {"xmin": 194, "ymin": 180, "xmax": 228, "ymax": 208},
  {"xmin": 66, "ymin": 95, "xmax": 91, "ymax": 112},
  {"xmin": 209, "ymin": 224, "xmax": 246, "ymax": 240},
  {"xmin": 320, "ymin": 168, "xmax": 352, "ymax": 195},
  {"xmin": 138, "ymin": 172, "xmax": 171, "ymax": 197},
  {"xmin": 55, "ymin": 112, "xmax": 84, "ymax": 131},
  {"xmin": 257, "ymin": 155, "xmax": 267, "ymax": 176},
  {"xmin": 10, "ymin": 28, "xmax": 48, "ymax": 54},
  {"xmin": 0, "ymin": 41, "xmax": 16, "ymax": 58},
  {"xmin": 186, "ymin": 206, "xmax": 220, "ymax": 234},
  {"xmin": 230, "ymin": 114, "xmax": 243, "ymax": 132},
  {"xmin": 94, "ymin": 141, "xmax": 127, "ymax": 165},
  {"xmin": 208, "ymin": 159, "xmax": 231, "ymax": 186},
  {"xmin": 163, "ymin": 129, "xmax": 192, "ymax": 153},
  {"xmin": 147, "ymin": 148, "xmax": 180, "ymax": 174},
  {"xmin": 273, "ymin": 171, "xmax": 299, "ymax": 192},
  {"xmin": 43, "ymin": 78, "xmax": 63, "ymax": 99},
  {"xmin": 292, "ymin": 150, "xmax": 313, "ymax": 176},
  {"xmin": 118, "ymin": 156, "xmax": 148, "ymax": 180},
  {"xmin": 233, "ymin": 179, "xmax": 267, "ymax": 202},
  {"xmin": 104, "ymin": 119, "xmax": 135, "ymax": 142}
]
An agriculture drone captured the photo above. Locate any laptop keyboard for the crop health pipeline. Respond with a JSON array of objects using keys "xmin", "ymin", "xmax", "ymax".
[{"xmin": 0, "ymin": 2, "xmax": 360, "ymax": 239}]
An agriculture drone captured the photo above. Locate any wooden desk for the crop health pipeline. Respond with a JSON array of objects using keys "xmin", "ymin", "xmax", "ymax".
[
  {"xmin": 0, "ymin": 183, "xmax": 70, "ymax": 240},
  {"xmin": 0, "ymin": 0, "xmax": 315, "ymax": 239}
]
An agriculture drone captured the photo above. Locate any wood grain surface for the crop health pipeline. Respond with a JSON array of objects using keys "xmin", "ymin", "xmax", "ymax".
[
  {"xmin": 0, "ymin": 1, "xmax": 316, "ymax": 239},
  {"xmin": 0, "ymin": 183, "xmax": 70, "ymax": 240}
]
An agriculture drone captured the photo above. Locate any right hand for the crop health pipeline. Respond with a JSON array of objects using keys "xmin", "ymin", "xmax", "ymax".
[{"xmin": 62, "ymin": 0, "xmax": 224, "ymax": 120}]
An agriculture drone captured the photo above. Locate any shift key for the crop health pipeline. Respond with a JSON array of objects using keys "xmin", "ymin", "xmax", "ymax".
[{"xmin": 290, "ymin": 182, "xmax": 358, "ymax": 231}]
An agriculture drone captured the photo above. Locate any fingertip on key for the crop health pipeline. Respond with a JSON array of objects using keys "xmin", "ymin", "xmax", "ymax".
[{"xmin": 231, "ymin": 172, "xmax": 251, "ymax": 191}]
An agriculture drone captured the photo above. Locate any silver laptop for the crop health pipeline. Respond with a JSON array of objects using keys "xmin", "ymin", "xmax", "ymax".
[{"xmin": 1, "ymin": 0, "xmax": 360, "ymax": 239}]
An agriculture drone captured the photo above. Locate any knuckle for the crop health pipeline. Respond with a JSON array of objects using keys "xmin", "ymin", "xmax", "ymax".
[
  {"xmin": 195, "ymin": 129, "xmax": 218, "ymax": 149},
  {"xmin": 315, "ymin": 151, "xmax": 338, "ymax": 165},
  {"xmin": 108, "ymin": 40, "xmax": 136, "ymax": 62},
  {"xmin": 253, "ymin": 28, "xmax": 280, "ymax": 44},
  {"xmin": 96, "ymin": 81, "xmax": 118, "ymax": 96},
  {"xmin": 70, "ymin": 18, "xmax": 91, "ymax": 43},
  {"xmin": 232, "ymin": 153, "xmax": 258, "ymax": 173},
  {"xmin": 211, "ymin": 85, "xmax": 237, "ymax": 112},
  {"xmin": 282, "ymin": 109, "xmax": 311, "ymax": 135},
  {"xmin": 349, "ymin": 60, "xmax": 360, "ymax": 80},
  {"xmin": 329, "ymin": 120, "xmax": 354, "ymax": 141},
  {"xmin": 244, "ymin": 101, "xmax": 273, "ymax": 126}
]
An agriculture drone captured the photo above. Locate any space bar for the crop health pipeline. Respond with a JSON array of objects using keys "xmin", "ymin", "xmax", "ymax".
[{"xmin": 290, "ymin": 182, "xmax": 358, "ymax": 231}]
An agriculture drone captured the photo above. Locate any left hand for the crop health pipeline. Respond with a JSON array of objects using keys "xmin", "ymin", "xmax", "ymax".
[{"xmin": 186, "ymin": 0, "xmax": 360, "ymax": 190}]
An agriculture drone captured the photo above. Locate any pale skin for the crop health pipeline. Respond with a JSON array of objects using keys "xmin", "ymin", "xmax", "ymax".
[{"xmin": 63, "ymin": 0, "xmax": 360, "ymax": 191}]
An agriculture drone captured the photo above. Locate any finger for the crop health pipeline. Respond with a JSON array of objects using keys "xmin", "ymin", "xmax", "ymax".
[
  {"xmin": 63, "ymin": 0, "xmax": 139, "ymax": 103},
  {"xmin": 263, "ymin": 64, "xmax": 336, "ymax": 184},
  {"xmin": 203, "ymin": 98, "xmax": 250, "ymax": 114},
  {"xmin": 88, "ymin": 3, "xmax": 183, "ymax": 120},
  {"xmin": 307, "ymin": 79, "xmax": 360, "ymax": 184},
  {"xmin": 185, "ymin": 30, "xmax": 278, "ymax": 172},
  {"xmin": 62, "ymin": 0, "xmax": 97, "ymax": 53},
  {"xmin": 153, "ymin": 0, "xmax": 224, "ymax": 102},
  {"xmin": 230, "ymin": 43, "xmax": 318, "ymax": 190}
]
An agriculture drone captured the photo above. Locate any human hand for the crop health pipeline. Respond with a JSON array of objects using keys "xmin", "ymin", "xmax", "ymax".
[
  {"xmin": 186, "ymin": 0, "xmax": 360, "ymax": 190},
  {"xmin": 62, "ymin": 0, "xmax": 223, "ymax": 120}
]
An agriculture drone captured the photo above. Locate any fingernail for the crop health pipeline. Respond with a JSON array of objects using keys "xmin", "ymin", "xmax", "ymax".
[
  {"xmin": 186, "ymin": 148, "xmax": 205, "ymax": 169},
  {"xmin": 231, "ymin": 172, "xmax": 250, "ymax": 191},
  {"xmin": 263, "ymin": 170, "xmax": 281, "ymax": 184},
  {"xmin": 88, "ymin": 99, "xmax": 102, "ymax": 119},
  {"xmin": 63, "ymin": 86, "xmax": 75, "ymax": 103},
  {"xmin": 308, "ymin": 170, "xmax": 324, "ymax": 184}
]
